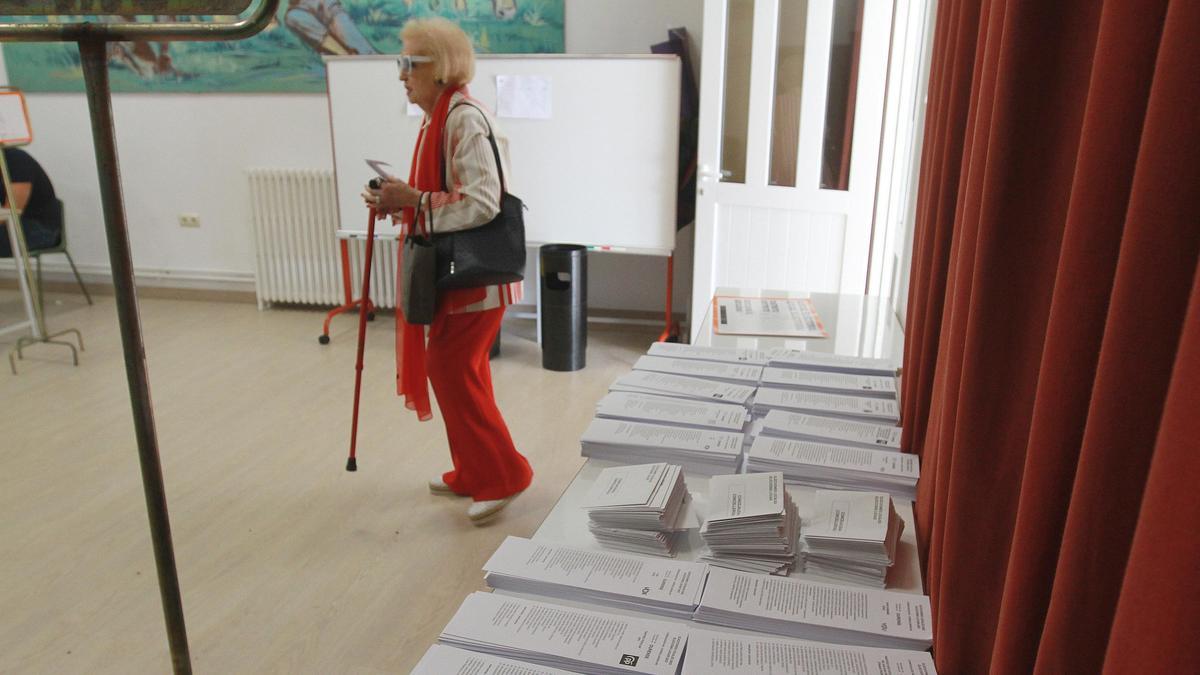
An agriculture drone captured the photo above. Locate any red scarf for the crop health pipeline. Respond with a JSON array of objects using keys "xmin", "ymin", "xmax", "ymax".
[{"xmin": 394, "ymin": 85, "xmax": 472, "ymax": 421}]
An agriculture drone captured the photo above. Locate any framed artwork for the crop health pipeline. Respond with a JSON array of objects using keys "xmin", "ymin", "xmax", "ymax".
[{"xmin": 1, "ymin": 0, "xmax": 565, "ymax": 93}]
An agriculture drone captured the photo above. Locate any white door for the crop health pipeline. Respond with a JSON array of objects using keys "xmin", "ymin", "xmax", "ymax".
[{"xmin": 691, "ymin": 0, "xmax": 894, "ymax": 342}]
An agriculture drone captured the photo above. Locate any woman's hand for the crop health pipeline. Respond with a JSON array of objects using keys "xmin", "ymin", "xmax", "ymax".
[{"xmin": 361, "ymin": 177, "xmax": 422, "ymax": 213}]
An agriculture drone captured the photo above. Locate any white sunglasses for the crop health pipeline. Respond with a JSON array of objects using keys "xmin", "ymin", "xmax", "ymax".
[{"xmin": 397, "ymin": 55, "xmax": 433, "ymax": 75}]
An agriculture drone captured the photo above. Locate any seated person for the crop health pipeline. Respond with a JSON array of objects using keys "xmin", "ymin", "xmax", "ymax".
[{"xmin": 0, "ymin": 147, "xmax": 62, "ymax": 258}]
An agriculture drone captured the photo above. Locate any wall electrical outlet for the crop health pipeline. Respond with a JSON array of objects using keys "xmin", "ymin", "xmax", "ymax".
[{"xmin": 179, "ymin": 213, "xmax": 201, "ymax": 228}]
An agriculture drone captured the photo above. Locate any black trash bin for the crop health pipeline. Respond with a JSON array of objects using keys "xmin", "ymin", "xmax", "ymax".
[{"xmin": 540, "ymin": 244, "xmax": 587, "ymax": 371}]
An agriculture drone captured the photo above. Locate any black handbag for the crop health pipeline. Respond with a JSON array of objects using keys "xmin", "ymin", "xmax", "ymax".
[
  {"xmin": 434, "ymin": 102, "xmax": 526, "ymax": 290},
  {"xmin": 399, "ymin": 195, "xmax": 437, "ymax": 325}
]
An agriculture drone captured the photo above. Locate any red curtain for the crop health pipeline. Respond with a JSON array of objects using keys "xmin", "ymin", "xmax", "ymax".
[{"xmin": 900, "ymin": 0, "xmax": 1200, "ymax": 672}]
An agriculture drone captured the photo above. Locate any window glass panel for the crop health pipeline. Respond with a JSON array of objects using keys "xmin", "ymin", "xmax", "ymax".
[
  {"xmin": 820, "ymin": 0, "xmax": 864, "ymax": 190},
  {"xmin": 768, "ymin": 0, "xmax": 809, "ymax": 187},
  {"xmin": 720, "ymin": 0, "xmax": 755, "ymax": 184}
]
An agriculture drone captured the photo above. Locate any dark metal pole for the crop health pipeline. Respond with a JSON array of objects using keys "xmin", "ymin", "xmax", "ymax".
[{"xmin": 77, "ymin": 39, "xmax": 192, "ymax": 675}]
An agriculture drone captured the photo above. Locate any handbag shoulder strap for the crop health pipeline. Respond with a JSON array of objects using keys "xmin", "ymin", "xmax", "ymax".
[{"xmin": 439, "ymin": 100, "xmax": 507, "ymax": 194}]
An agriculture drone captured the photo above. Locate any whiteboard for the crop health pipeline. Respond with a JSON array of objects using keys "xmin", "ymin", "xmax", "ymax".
[{"xmin": 325, "ymin": 55, "xmax": 680, "ymax": 255}]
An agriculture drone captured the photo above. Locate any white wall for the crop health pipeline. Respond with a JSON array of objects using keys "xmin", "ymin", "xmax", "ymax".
[{"xmin": 1, "ymin": 0, "xmax": 702, "ymax": 314}]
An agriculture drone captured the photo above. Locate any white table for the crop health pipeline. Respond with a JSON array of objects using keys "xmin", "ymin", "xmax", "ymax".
[
  {"xmin": 697, "ymin": 287, "xmax": 905, "ymax": 364},
  {"xmin": 528, "ymin": 286, "xmax": 920, "ymax": 590}
]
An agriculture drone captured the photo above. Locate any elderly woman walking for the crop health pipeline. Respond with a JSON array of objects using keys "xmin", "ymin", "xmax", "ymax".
[{"xmin": 364, "ymin": 17, "xmax": 531, "ymax": 524}]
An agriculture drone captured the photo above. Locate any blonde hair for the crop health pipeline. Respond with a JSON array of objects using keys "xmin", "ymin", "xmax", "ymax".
[{"xmin": 400, "ymin": 17, "xmax": 476, "ymax": 86}]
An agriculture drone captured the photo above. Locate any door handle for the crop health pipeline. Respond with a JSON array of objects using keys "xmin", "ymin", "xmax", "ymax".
[{"xmin": 698, "ymin": 165, "xmax": 733, "ymax": 181}]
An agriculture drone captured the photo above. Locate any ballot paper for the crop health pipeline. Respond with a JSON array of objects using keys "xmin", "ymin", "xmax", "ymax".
[
  {"xmin": 439, "ymin": 592, "xmax": 688, "ymax": 675},
  {"xmin": 767, "ymin": 350, "xmax": 897, "ymax": 377},
  {"xmin": 609, "ymin": 371, "xmax": 756, "ymax": 405},
  {"xmin": 594, "ymin": 392, "xmax": 749, "ymax": 432},
  {"xmin": 581, "ymin": 419, "xmax": 743, "ymax": 475},
  {"xmin": 693, "ymin": 567, "xmax": 933, "ymax": 651},
  {"xmin": 647, "ymin": 342, "xmax": 770, "ymax": 365},
  {"xmin": 799, "ymin": 491, "xmax": 905, "ymax": 588},
  {"xmin": 581, "ymin": 463, "xmax": 696, "ymax": 556},
  {"xmin": 482, "ymin": 536, "xmax": 708, "ymax": 618},
  {"xmin": 746, "ymin": 436, "xmax": 919, "ymax": 500},
  {"xmin": 761, "ymin": 410, "xmax": 902, "ymax": 451},
  {"xmin": 713, "ymin": 296, "xmax": 827, "ymax": 338},
  {"xmin": 412, "ymin": 644, "xmax": 575, "ymax": 675},
  {"xmin": 751, "ymin": 388, "xmax": 901, "ymax": 424},
  {"xmin": 699, "ymin": 472, "xmax": 800, "ymax": 575},
  {"xmin": 759, "ymin": 367, "xmax": 898, "ymax": 399},
  {"xmin": 681, "ymin": 629, "xmax": 938, "ymax": 675},
  {"xmin": 633, "ymin": 355, "xmax": 764, "ymax": 386}
]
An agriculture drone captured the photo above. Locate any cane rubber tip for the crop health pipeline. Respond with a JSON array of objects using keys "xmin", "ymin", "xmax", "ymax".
[{"xmin": 346, "ymin": 457, "xmax": 357, "ymax": 472}]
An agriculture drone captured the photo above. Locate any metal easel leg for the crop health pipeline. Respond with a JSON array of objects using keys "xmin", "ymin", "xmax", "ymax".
[{"xmin": 79, "ymin": 39, "xmax": 192, "ymax": 675}]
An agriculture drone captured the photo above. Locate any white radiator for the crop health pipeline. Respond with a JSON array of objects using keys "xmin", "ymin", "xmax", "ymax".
[{"xmin": 248, "ymin": 168, "xmax": 398, "ymax": 310}]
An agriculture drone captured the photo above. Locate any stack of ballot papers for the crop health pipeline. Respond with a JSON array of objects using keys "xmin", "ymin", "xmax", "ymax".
[
  {"xmin": 761, "ymin": 410, "xmax": 902, "ymax": 451},
  {"xmin": 746, "ymin": 435, "xmax": 920, "ymax": 500},
  {"xmin": 759, "ymin": 366, "xmax": 898, "ymax": 399},
  {"xmin": 693, "ymin": 567, "xmax": 933, "ymax": 651},
  {"xmin": 439, "ymin": 592, "xmax": 688, "ymax": 675},
  {"xmin": 482, "ymin": 536, "xmax": 708, "ymax": 618},
  {"xmin": 647, "ymin": 342, "xmax": 769, "ymax": 365},
  {"xmin": 799, "ymin": 490, "xmax": 905, "ymax": 588},
  {"xmin": 594, "ymin": 391, "xmax": 749, "ymax": 433},
  {"xmin": 582, "ymin": 463, "xmax": 696, "ymax": 556},
  {"xmin": 767, "ymin": 350, "xmax": 898, "ymax": 377},
  {"xmin": 632, "ymin": 355, "xmax": 763, "ymax": 386},
  {"xmin": 608, "ymin": 370, "xmax": 755, "ymax": 406},
  {"xmin": 751, "ymin": 387, "xmax": 901, "ymax": 424},
  {"xmin": 682, "ymin": 629, "xmax": 938, "ymax": 675},
  {"xmin": 699, "ymin": 472, "xmax": 800, "ymax": 575},
  {"xmin": 581, "ymin": 418, "xmax": 743, "ymax": 475},
  {"xmin": 412, "ymin": 644, "xmax": 575, "ymax": 675}
]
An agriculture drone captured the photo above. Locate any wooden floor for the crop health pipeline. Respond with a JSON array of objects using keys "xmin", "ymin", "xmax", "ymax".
[{"xmin": 0, "ymin": 289, "xmax": 658, "ymax": 674}]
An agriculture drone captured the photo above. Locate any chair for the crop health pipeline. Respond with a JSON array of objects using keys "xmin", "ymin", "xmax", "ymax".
[{"xmin": 30, "ymin": 198, "xmax": 92, "ymax": 313}]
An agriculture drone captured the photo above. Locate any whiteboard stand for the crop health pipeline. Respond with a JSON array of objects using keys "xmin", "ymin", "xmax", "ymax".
[
  {"xmin": 318, "ymin": 229, "xmax": 384, "ymax": 345},
  {"xmin": 0, "ymin": 89, "xmax": 83, "ymax": 373}
]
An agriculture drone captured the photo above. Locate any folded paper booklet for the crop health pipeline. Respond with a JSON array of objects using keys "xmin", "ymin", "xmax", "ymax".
[
  {"xmin": 682, "ymin": 629, "xmax": 938, "ymax": 675},
  {"xmin": 609, "ymin": 370, "xmax": 755, "ymax": 406},
  {"xmin": 799, "ymin": 490, "xmax": 905, "ymax": 589},
  {"xmin": 439, "ymin": 592, "xmax": 688, "ymax": 675},
  {"xmin": 746, "ymin": 435, "xmax": 919, "ymax": 501},
  {"xmin": 694, "ymin": 567, "xmax": 933, "ymax": 651},
  {"xmin": 761, "ymin": 410, "xmax": 902, "ymax": 452},
  {"xmin": 759, "ymin": 367, "xmax": 898, "ymax": 399},
  {"xmin": 647, "ymin": 342, "xmax": 770, "ymax": 365},
  {"xmin": 699, "ymin": 472, "xmax": 800, "ymax": 576},
  {"xmin": 412, "ymin": 644, "xmax": 575, "ymax": 675},
  {"xmin": 751, "ymin": 388, "xmax": 901, "ymax": 424},
  {"xmin": 482, "ymin": 536, "xmax": 708, "ymax": 619},
  {"xmin": 633, "ymin": 355, "xmax": 764, "ymax": 386},
  {"xmin": 581, "ymin": 463, "xmax": 696, "ymax": 557},
  {"xmin": 581, "ymin": 419, "xmax": 744, "ymax": 476},
  {"xmin": 594, "ymin": 391, "xmax": 749, "ymax": 432},
  {"xmin": 767, "ymin": 349, "xmax": 897, "ymax": 377}
]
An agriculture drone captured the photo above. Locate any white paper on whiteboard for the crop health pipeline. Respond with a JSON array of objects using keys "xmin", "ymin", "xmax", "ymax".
[
  {"xmin": 496, "ymin": 75, "xmax": 552, "ymax": 119},
  {"xmin": 0, "ymin": 94, "xmax": 31, "ymax": 143}
]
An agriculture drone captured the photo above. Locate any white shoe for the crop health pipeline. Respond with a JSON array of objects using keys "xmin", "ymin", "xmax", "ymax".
[
  {"xmin": 428, "ymin": 476, "xmax": 458, "ymax": 495},
  {"xmin": 467, "ymin": 493, "xmax": 521, "ymax": 524}
]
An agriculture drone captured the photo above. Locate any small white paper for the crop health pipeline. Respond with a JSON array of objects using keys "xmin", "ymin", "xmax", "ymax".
[
  {"xmin": 0, "ymin": 93, "xmax": 31, "ymax": 143},
  {"xmin": 496, "ymin": 74, "xmax": 552, "ymax": 119}
]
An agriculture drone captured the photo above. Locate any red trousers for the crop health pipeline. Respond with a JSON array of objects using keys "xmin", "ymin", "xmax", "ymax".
[{"xmin": 426, "ymin": 306, "xmax": 532, "ymax": 501}]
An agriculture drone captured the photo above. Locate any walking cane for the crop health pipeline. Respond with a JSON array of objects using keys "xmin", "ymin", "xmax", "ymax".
[{"xmin": 347, "ymin": 204, "xmax": 380, "ymax": 472}]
